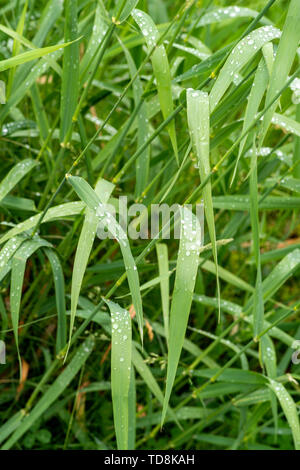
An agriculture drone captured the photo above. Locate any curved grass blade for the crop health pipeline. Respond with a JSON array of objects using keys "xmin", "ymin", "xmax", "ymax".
[
  {"xmin": 187, "ymin": 89, "xmax": 220, "ymax": 318},
  {"xmin": 161, "ymin": 206, "xmax": 203, "ymax": 426},
  {"xmin": 198, "ymin": 6, "xmax": 271, "ymax": 27},
  {"xmin": 209, "ymin": 25, "xmax": 281, "ymax": 112},
  {"xmin": 132, "ymin": 9, "xmax": 178, "ymax": 164},
  {"xmin": 68, "ymin": 178, "xmax": 114, "ymax": 354},
  {"xmin": 1, "ymin": 336, "xmax": 94, "ymax": 450},
  {"xmin": 104, "ymin": 299, "xmax": 132, "ymax": 450},
  {"xmin": 67, "ymin": 175, "xmax": 144, "ymax": 341},
  {"xmin": 10, "ymin": 239, "xmax": 52, "ymax": 377},
  {"xmin": 268, "ymin": 379, "xmax": 300, "ymax": 450},
  {"xmin": 0, "ymin": 201, "xmax": 86, "ymax": 244},
  {"xmin": 0, "ymin": 40, "xmax": 76, "ymax": 72},
  {"xmin": 0, "ymin": 159, "xmax": 37, "ymax": 202},
  {"xmin": 271, "ymin": 113, "xmax": 300, "ymax": 137}
]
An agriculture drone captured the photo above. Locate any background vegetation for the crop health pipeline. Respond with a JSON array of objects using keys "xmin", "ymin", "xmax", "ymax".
[{"xmin": 0, "ymin": 0, "xmax": 299, "ymax": 450}]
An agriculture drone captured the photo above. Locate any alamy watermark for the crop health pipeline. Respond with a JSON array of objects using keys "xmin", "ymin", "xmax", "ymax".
[{"xmin": 95, "ymin": 197, "xmax": 204, "ymax": 242}]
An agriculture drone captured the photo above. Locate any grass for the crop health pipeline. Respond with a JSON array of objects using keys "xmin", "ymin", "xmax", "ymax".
[{"xmin": 0, "ymin": 0, "xmax": 300, "ymax": 450}]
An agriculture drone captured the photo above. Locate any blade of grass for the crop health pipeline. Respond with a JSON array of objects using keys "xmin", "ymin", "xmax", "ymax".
[
  {"xmin": 104, "ymin": 299, "xmax": 132, "ymax": 450},
  {"xmin": 68, "ymin": 178, "xmax": 114, "ymax": 355},
  {"xmin": 132, "ymin": 9, "xmax": 178, "ymax": 164},
  {"xmin": 161, "ymin": 206, "xmax": 203, "ymax": 426},
  {"xmin": 260, "ymin": 0, "xmax": 300, "ymax": 144},
  {"xmin": 66, "ymin": 175, "xmax": 144, "ymax": 341},
  {"xmin": 209, "ymin": 25, "xmax": 281, "ymax": 112},
  {"xmin": 60, "ymin": 0, "xmax": 79, "ymax": 143},
  {"xmin": 44, "ymin": 248, "xmax": 67, "ymax": 354},
  {"xmin": 0, "ymin": 159, "xmax": 37, "ymax": 202},
  {"xmin": 156, "ymin": 243, "xmax": 169, "ymax": 344},
  {"xmin": 187, "ymin": 88, "xmax": 220, "ymax": 318}
]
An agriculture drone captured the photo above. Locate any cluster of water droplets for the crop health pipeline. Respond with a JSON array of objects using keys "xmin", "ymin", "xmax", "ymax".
[
  {"xmin": 132, "ymin": 9, "xmax": 158, "ymax": 49},
  {"xmin": 198, "ymin": 6, "xmax": 256, "ymax": 26}
]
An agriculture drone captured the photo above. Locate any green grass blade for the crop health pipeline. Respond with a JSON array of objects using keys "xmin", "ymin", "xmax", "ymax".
[
  {"xmin": 59, "ymin": 0, "xmax": 79, "ymax": 142},
  {"xmin": 121, "ymin": 41, "xmax": 150, "ymax": 196},
  {"xmin": 128, "ymin": 368, "xmax": 136, "ymax": 450},
  {"xmin": 156, "ymin": 243, "xmax": 169, "ymax": 344},
  {"xmin": 260, "ymin": 0, "xmax": 300, "ymax": 143},
  {"xmin": 6, "ymin": 0, "xmax": 28, "ymax": 97},
  {"xmin": 114, "ymin": 0, "xmax": 139, "ymax": 23},
  {"xmin": 0, "ymin": 159, "xmax": 37, "ymax": 202},
  {"xmin": 132, "ymin": 9, "xmax": 178, "ymax": 164},
  {"xmin": 67, "ymin": 175, "xmax": 144, "ymax": 341},
  {"xmin": 209, "ymin": 25, "xmax": 281, "ymax": 112},
  {"xmin": 10, "ymin": 239, "xmax": 52, "ymax": 377},
  {"xmin": 249, "ymin": 141, "xmax": 264, "ymax": 339},
  {"xmin": 232, "ymin": 48, "xmax": 272, "ymax": 184},
  {"xmin": 161, "ymin": 206, "xmax": 203, "ymax": 426},
  {"xmin": 44, "ymin": 248, "xmax": 67, "ymax": 354},
  {"xmin": 0, "ymin": 40, "xmax": 76, "ymax": 72},
  {"xmin": 79, "ymin": 1, "xmax": 109, "ymax": 83},
  {"xmin": 268, "ymin": 379, "xmax": 300, "ymax": 450},
  {"xmin": 104, "ymin": 299, "xmax": 132, "ymax": 450},
  {"xmin": 68, "ymin": 178, "xmax": 114, "ymax": 353},
  {"xmin": 187, "ymin": 88, "xmax": 220, "ymax": 318}
]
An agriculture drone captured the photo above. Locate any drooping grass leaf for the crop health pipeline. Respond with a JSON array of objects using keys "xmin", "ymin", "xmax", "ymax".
[{"xmin": 67, "ymin": 175, "xmax": 144, "ymax": 341}]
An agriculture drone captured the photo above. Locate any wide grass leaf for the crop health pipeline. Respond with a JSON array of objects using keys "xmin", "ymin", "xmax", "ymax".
[
  {"xmin": 187, "ymin": 89, "xmax": 220, "ymax": 317},
  {"xmin": 161, "ymin": 206, "xmax": 203, "ymax": 425},
  {"xmin": 104, "ymin": 300, "xmax": 132, "ymax": 450},
  {"xmin": 268, "ymin": 379, "xmax": 300, "ymax": 450}
]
